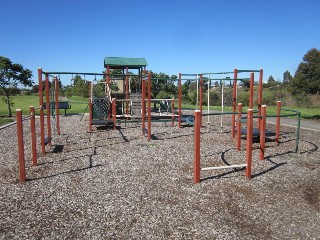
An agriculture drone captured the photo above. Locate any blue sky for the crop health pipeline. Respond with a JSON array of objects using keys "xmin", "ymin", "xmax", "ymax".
[{"xmin": 1, "ymin": 0, "xmax": 319, "ymax": 86}]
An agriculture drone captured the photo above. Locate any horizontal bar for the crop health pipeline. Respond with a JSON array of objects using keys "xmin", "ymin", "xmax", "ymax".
[
  {"xmin": 267, "ymin": 113, "xmax": 298, "ymax": 118},
  {"xmin": 151, "ymin": 78, "xmax": 178, "ymax": 81},
  {"xmin": 201, "ymin": 164, "xmax": 247, "ymax": 171},
  {"xmin": 180, "ymin": 73, "xmax": 200, "ymax": 76},
  {"xmin": 237, "ymin": 70, "xmax": 261, "ymax": 73},
  {"xmin": 201, "ymin": 112, "xmax": 239, "ymax": 117},
  {"xmin": 42, "ymin": 71, "xmax": 145, "ymax": 77},
  {"xmin": 201, "ymin": 71, "xmax": 235, "ymax": 75}
]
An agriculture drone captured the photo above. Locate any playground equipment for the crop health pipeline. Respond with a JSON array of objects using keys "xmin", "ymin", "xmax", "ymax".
[
  {"xmin": 38, "ymin": 69, "xmax": 62, "ymax": 149},
  {"xmin": 16, "ymin": 107, "xmax": 38, "ymax": 183}
]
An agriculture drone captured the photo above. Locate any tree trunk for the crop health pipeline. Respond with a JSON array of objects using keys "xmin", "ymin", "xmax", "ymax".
[{"xmin": 5, "ymin": 91, "xmax": 12, "ymax": 117}]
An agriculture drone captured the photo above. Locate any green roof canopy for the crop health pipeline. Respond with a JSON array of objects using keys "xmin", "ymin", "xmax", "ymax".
[{"xmin": 104, "ymin": 57, "xmax": 148, "ymax": 69}]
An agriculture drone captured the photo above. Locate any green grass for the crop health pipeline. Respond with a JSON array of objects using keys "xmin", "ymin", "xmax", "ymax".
[
  {"xmin": 183, "ymin": 104, "xmax": 320, "ymax": 120},
  {"xmin": 0, "ymin": 117, "xmax": 14, "ymax": 126},
  {"xmin": 0, "ymin": 95, "xmax": 90, "ymax": 116}
]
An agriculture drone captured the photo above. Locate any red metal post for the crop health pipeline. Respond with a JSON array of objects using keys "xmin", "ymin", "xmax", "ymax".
[
  {"xmin": 55, "ymin": 77, "xmax": 60, "ymax": 135},
  {"xmin": 126, "ymin": 67, "xmax": 129, "ymax": 117},
  {"xmin": 147, "ymin": 72, "xmax": 152, "ymax": 141},
  {"xmin": 45, "ymin": 74, "xmax": 51, "ymax": 144},
  {"xmin": 259, "ymin": 105, "xmax": 267, "ymax": 160},
  {"xmin": 38, "ymin": 68, "xmax": 43, "ymax": 107},
  {"xmin": 112, "ymin": 98, "xmax": 116, "ymax": 130},
  {"xmin": 236, "ymin": 103, "xmax": 242, "ymax": 151},
  {"xmin": 276, "ymin": 101, "xmax": 281, "ymax": 144},
  {"xmin": 194, "ymin": 110, "xmax": 201, "ymax": 183},
  {"xmin": 246, "ymin": 109, "xmax": 253, "ymax": 179},
  {"xmin": 88, "ymin": 81, "xmax": 93, "ymax": 132},
  {"xmin": 141, "ymin": 78, "xmax": 146, "ymax": 136},
  {"xmin": 30, "ymin": 106, "xmax": 37, "ymax": 166},
  {"xmin": 199, "ymin": 74, "xmax": 203, "ymax": 127},
  {"xmin": 40, "ymin": 107, "xmax": 45, "ymax": 156},
  {"xmin": 249, "ymin": 72, "xmax": 254, "ymax": 109},
  {"xmin": 38, "ymin": 68, "xmax": 45, "ymax": 155},
  {"xmin": 16, "ymin": 109, "xmax": 26, "ymax": 183},
  {"xmin": 171, "ymin": 97, "xmax": 175, "ymax": 127},
  {"xmin": 178, "ymin": 73, "xmax": 182, "ymax": 128},
  {"xmin": 232, "ymin": 68, "xmax": 238, "ymax": 138},
  {"xmin": 107, "ymin": 66, "xmax": 111, "ymax": 120},
  {"xmin": 258, "ymin": 69, "xmax": 263, "ymax": 128}
]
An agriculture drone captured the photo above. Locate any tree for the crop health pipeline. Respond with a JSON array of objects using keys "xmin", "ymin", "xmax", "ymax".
[
  {"xmin": 267, "ymin": 75, "xmax": 277, "ymax": 88},
  {"xmin": 290, "ymin": 48, "xmax": 320, "ymax": 95},
  {"xmin": 73, "ymin": 75, "xmax": 88, "ymax": 98},
  {"xmin": 283, "ymin": 70, "xmax": 293, "ymax": 85},
  {"xmin": 0, "ymin": 56, "xmax": 33, "ymax": 117}
]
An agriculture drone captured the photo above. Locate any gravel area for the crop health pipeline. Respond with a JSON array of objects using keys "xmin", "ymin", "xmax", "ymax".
[{"xmin": 0, "ymin": 113, "xmax": 319, "ymax": 239}]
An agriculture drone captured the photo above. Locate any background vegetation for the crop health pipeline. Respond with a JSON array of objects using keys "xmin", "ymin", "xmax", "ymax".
[{"xmin": 1, "ymin": 48, "xmax": 320, "ymax": 126}]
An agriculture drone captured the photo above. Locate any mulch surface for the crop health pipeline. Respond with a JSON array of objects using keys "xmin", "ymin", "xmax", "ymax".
[{"xmin": 0, "ymin": 114, "xmax": 319, "ymax": 239}]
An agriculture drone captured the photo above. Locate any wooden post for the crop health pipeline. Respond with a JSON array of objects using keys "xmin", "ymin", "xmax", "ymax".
[
  {"xmin": 30, "ymin": 106, "xmax": 37, "ymax": 166},
  {"xmin": 45, "ymin": 74, "xmax": 51, "ymax": 145},
  {"xmin": 126, "ymin": 67, "xmax": 129, "ymax": 117},
  {"xmin": 112, "ymin": 98, "xmax": 116, "ymax": 130},
  {"xmin": 257, "ymin": 69, "xmax": 263, "ymax": 129},
  {"xmin": 259, "ymin": 105, "xmax": 267, "ymax": 160},
  {"xmin": 106, "ymin": 66, "xmax": 111, "ymax": 120},
  {"xmin": 88, "ymin": 81, "xmax": 93, "ymax": 132},
  {"xmin": 178, "ymin": 73, "xmax": 182, "ymax": 128},
  {"xmin": 249, "ymin": 72, "xmax": 254, "ymax": 109},
  {"xmin": 276, "ymin": 101, "xmax": 281, "ymax": 144},
  {"xmin": 171, "ymin": 97, "xmax": 175, "ymax": 127},
  {"xmin": 194, "ymin": 110, "xmax": 201, "ymax": 183},
  {"xmin": 232, "ymin": 68, "xmax": 238, "ymax": 138},
  {"xmin": 246, "ymin": 109, "xmax": 253, "ymax": 179},
  {"xmin": 38, "ymin": 68, "xmax": 43, "ymax": 107},
  {"xmin": 54, "ymin": 77, "xmax": 60, "ymax": 135},
  {"xmin": 141, "ymin": 78, "xmax": 146, "ymax": 136},
  {"xmin": 236, "ymin": 103, "xmax": 242, "ymax": 151},
  {"xmin": 147, "ymin": 72, "xmax": 152, "ymax": 141},
  {"xmin": 199, "ymin": 74, "xmax": 203, "ymax": 127},
  {"xmin": 40, "ymin": 107, "xmax": 45, "ymax": 156},
  {"xmin": 16, "ymin": 109, "xmax": 26, "ymax": 183}
]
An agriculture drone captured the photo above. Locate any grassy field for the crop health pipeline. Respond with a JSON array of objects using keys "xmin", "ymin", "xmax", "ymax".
[{"xmin": 0, "ymin": 95, "xmax": 319, "ymax": 126}]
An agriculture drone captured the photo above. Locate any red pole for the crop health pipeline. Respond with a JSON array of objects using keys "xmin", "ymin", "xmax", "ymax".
[
  {"xmin": 38, "ymin": 68, "xmax": 45, "ymax": 155},
  {"xmin": 40, "ymin": 107, "xmax": 45, "ymax": 156},
  {"xmin": 147, "ymin": 72, "xmax": 152, "ymax": 141},
  {"xmin": 232, "ymin": 68, "xmax": 238, "ymax": 138},
  {"xmin": 88, "ymin": 81, "xmax": 92, "ymax": 132},
  {"xmin": 126, "ymin": 66, "xmax": 129, "ymax": 117},
  {"xmin": 258, "ymin": 69, "xmax": 263, "ymax": 128},
  {"xmin": 112, "ymin": 98, "xmax": 116, "ymax": 130},
  {"xmin": 249, "ymin": 72, "xmax": 254, "ymax": 109},
  {"xmin": 45, "ymin": 74, "xmax": 51, "ymax": 144},
  {"xmin": 141, "ymin": 78, "xmax": 146, "ymax": 136},
  {"xmin": 38, "ymin": 68, "xmax": 43, "ymax": 107},
  {"xmin": 178, "ymin": 73, "xmax": 182, "ymax": 128},
  {"xmin": 246, "ymin": 109, "xmax": 253, "ymax": 179},
  {"xmin": 236, "ymin": 103, "xmax": 242, "ymax": 151},
  {"xmin": 16, "ymin": 109, "xmax": 26, "ymax": 183},
  {"xmin": 30, "ymin": 106, "xmax": 37, "ymax": 166},
  {"xmin": 107, "ymin": 66, "xmax": 111, "ymax": 120},
  {"xmin": 194, "ymin": 110, "xmax": 201, "ymax": 183},
  {"xmin": 171, "ymin": 97, "xmax": 175, "ymax": 127},
  {"xmin": 55, "ymin": 77, "xmax": 60, "ymax": 135},
  {"xmin": 259, "ymin": 105, "xmax": 267, "ymax": 160},
  {"xmin": 276, "ymin": 101, "xmax": 281, "ymax": 145},
  {"xmin": 199, "ymin": 74, "xmax": 203, "ymax": 127}
]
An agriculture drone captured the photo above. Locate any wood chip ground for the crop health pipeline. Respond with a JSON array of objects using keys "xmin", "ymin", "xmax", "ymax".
[{"xmin": 0, "ymin": 114, "xmax": 319, "ymax": 239}]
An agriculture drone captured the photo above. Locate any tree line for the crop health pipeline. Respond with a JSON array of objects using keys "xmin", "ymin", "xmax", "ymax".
[{"xmin": 1, "ymin": 48, "xmax": 320, "ymax": 116}]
